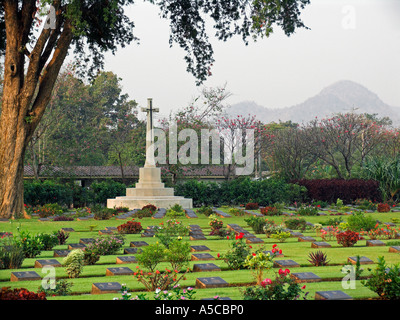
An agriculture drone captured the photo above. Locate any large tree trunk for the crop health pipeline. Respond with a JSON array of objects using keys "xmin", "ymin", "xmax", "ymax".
[{"xmin": 0, "ymin": 1, "xmax": 72, "ymax": 218}]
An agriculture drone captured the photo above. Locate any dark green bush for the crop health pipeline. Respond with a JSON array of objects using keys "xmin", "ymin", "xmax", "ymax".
[
  {"xmin": 89, "ymin": 180, "xmax": 126, "ymax": 205},
  {"xmin": 24, "ymin": 180, "xmax": 73, "ymax": 206},
  {"xmin": 174, "ymin": 177, "xmax": 307, "ymax": 207}
]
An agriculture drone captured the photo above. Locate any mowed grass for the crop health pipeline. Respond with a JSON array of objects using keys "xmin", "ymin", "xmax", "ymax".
[{"xmin": 1, "ymin": 208, "xmax": 400, "ymax": 300}]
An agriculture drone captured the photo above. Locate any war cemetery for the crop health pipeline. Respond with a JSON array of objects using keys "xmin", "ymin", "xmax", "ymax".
[{"xmin": 0, "ymin": 0, "xmax": 399, "ymax": 309}]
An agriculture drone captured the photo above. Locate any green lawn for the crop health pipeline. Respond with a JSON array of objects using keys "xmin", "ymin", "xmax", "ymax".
[{"xmin": 1, "ymin": 208, "xmax": 399, "ymax": 300}]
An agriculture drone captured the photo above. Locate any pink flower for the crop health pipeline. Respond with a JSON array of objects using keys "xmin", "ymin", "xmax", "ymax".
[{"xmin": 260, "ymin": 278, "xmax": 272, "ymax": 287}]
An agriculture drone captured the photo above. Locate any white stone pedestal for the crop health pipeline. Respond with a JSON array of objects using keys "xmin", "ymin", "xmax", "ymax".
[{"xmin": 107, "ymin": 166, "xmax": 193, "ymax": 210}]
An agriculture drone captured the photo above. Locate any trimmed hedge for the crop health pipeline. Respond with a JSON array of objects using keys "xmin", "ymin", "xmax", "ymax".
[
  {"xmin": 292, "ymin": 179, "xmax": 382, "ymax": 203},
  {"xmin": 174, "ymin": 177, "xmax": 307, "ymax": 207},
  {"xmin": 24, "ymin": 179, "xmax": 126, "ymax": 207}
]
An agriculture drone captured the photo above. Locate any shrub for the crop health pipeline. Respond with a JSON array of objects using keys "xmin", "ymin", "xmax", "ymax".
[
  {"xmin": 93, "ymin": 207, "xmax": 117, "ymax": 220},
  {"xmin": 33, "ymin": 203, "xmax": 65, "ymax": 218},
  {"xmin": 242, "ymin": 269, "xmax": 308, "ymax": 300},
  {"xmin": 142, "ymin": 204, "xmax": 157, "ymax": 212},
  {"xmin": 245, "ymin": 216, "xmax": 267, "ymax": 234},
  {"xmin": 292, "ymin": 179, "xmax": 382, "ymax": 203},
  {"xmin": 336, "ymin": 230, "xmax": 361, "ymax": 247},
  {"xmin": 63, "ymin": 249, "xmax": 84, "ymax": 278},
  {"xmin": 154, "ymin": 220, "xmax": 189, "ymax": 248},
  {"xmin": 354, "ymin": 198, "xmax": 377, "ymax": 211},
  {"xmin": 136, "ymin": 242, "xmax": 166, "ymax": 272},
  {"xmin": 221, "ymin": 232, "xmax": 251, "ymax": 270},
  {"xmin": 38, "ymin": 279, "xmax": 73, "ymax": 297},
  {"xmin": 0, "ymin": 237, "xmax": 25, "ymax": 269},
  {"xmin": 284, "ymin": 217, "xmax": 307, "ymax": 231},
  {"xmin": 347, "ymin": 212, "xmax": 376, "ymax": 232},
  {"xmin": 377, "ymin": 203, "xmax": 391, "ymax": 213},
  {"xmin": 196, "ymin": 206, "xmax": 214, "ymax": 217},
  {"xmin": 0, "ymin": 287, "xmax": 47, "ymax": 300},
  {"xmin": 15, "ymin": 231, "xmax": 44, "ymax": 258},
  {"xmin": 115, "ymin": 206, "xmax": 130, "ymax": 213},
  {"xmin": 263, "ymin": 221, "xmax": 286, "ymax": 238},
  {"xmin": 24, "ymin": 179, "xmax": 73, "ymax": 207},
  {"xmin": 228, "ymin": 208, "xmax": 246, "ymax": 216},
  {"xmin": 53, "ymin": 215, "xmax": 74, "ymax": 221},
  {"xmin": 133, "ymin": 208, "xmax": 154, "ymax": 218},
  {"xmin": 308, "ymin": 251, "xmax": 330, "ymax": 266},
  {"xmin": 166, "ymin": 204, "xmax": 185, "ymax": 218},
  {"xmin": 165, "ymin": 239, "xmax": 191, "ymax": 271},
  {"xmin": 54, "ymin": 229, "xmax": 69, "ymax": 245},
  {"xmin": 270, "ymin": 231, "xmax": 291, "ymax": 243},
  {"xmin": 83, "ymin": 244, "xmax": 101, "ymax": 265},
  {"xmin": 89, "ymin": 180, "xmax": 126, "ymax": 205},
  {"xmin": 117, "ymin": 220, "xmax": 143, "ymax": 234},
  {"xmin": 244, "ymin": 249, "xmax": 278, "ymax": 285},
  {"xmin": 297, "ymin": 204, "xmax": 319, "ymax": 216},
  {"xmin": 175, "ymin": 177, "xmax": 307, "ymax": 207},
  {"xmin": 93, "ymin": 235, "xmax": 125, "ymax": 255},
  {"xmin": 245, "ymin": 202, "xmax": 259, "ymax": 210},
  {"xmin": 313, "ymin": 200, "xmax": 328, "ymax": 208},
  {"xmin": 38, "ymin": 233, "xmax": 59, "ymax": 251},
  {"xmin": 362, "ymin": 256, "xmax": 400, "ymax": 300},
  {"xmin": 260, "ymin": 206, "xmax": 281, "ymax": 216}
]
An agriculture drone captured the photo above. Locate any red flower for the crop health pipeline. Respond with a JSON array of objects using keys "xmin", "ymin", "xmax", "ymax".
[
  {"xmin": 302, "ymin": 285, "xmax": 306, "ymax": 290},
  {"xmin": 272, "ymin": 244, "xmax": 277, "ymax": 248},
  {"xmin": 217, "ymin": 253, "xmax": 220, "ymax": 258}
]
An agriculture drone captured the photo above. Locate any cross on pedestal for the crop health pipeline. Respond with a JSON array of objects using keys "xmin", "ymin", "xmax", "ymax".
[{"xmin": 141, "ymin": 98, "xmax": 159, "ymax": 167}]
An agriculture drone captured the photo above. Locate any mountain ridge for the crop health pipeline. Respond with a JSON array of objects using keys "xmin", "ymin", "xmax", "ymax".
[{"xmin": 225, "ymin": 80, "xmax": 400, "ymax": 125}]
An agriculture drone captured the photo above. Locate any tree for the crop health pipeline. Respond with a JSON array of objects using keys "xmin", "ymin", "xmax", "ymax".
[{"xmin": 0, "ymin": 0, "xmax": 310, "ymax": 218}]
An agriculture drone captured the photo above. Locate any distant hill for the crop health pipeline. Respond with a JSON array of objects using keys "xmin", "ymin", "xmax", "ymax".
[{"xmin": 225, "ymin": 80, "xmax": 400, "ymax": 126}]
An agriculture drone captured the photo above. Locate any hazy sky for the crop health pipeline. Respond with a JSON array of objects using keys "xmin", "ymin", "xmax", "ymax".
[{"xmin": 101, "ymin": 0, "xmax": 400, "ymax": 119}]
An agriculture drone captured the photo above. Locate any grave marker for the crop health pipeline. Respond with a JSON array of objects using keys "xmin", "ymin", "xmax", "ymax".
[
  {"xmin": 68, "ymin": 243, "xmax": 86, "ymax": 251},
  {"xmin": 389, "ymin": 246, "xmax": 400, "ymax": 253},
  {"xmin": 106, "ymin": 267, "xmax": 134, "ymax": 276},
  {"xmin": 193, "ymin": 263, "xmax": 221, "ymax": 272},
  {"xmin": 315, "ymin": 290, "xmax": 352, "ymax": 300},
  {"xmin": 366, "ymin": 240, "xmax": 385, "ymax": 247},
  {"xmin": 311, "ymin": 242, "xmax": 332, "ymax": 248},
  {"xmin": 190, "ymin": 245, "xmax": 211, "ymax": 252},
  {"xmin": 298, "ymin": 236, "xmax": 316, "ymax": 242},
  {"xmin": 195, "ymin": 277, "xmax": 228, "ymax": 289},
  {"xmin": 191, "ymin": 253, "xmax": 215, "ymax": 261},
  {"xmin": 116, "ymin": 256, "xmax": 137, "ymax": 264},
  {"xmin": 92, "ymin": 282, "xmax": 122, "ymax": 295},
  {"xmin": 11, "ymin": 271, "xmax": 41, "ymax": 282},
  {"xmin": 54, "ymin": 249, "xmax": 71, "ymax": 257},
  {"xmin": 34, "ymin": 259, "xmax": 62, "ymax": 268},
  {"xmin": 130, "ymin": 241, "xmax": 149, "ymax": 247},
  {"xmin": 291, "ymin": 272, "xmax": 321, "ymax": 283},
  {"xmin": 347, "ymin": 256, "xmax": 374, "ymax": 265},
  {"xmin": 273, "ymin": 260, "xmax": 300, "ymax": 268}
]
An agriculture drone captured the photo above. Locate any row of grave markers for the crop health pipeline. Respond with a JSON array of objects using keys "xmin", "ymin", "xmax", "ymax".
[{"xmin": 7, "ymin": 219, "xmax": 400, "ymax": 300}]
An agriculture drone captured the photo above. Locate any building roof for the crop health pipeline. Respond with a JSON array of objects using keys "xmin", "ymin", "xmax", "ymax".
[{"xmin": 23, "ymin": 165, "xmax": 226, "ymax": 179}]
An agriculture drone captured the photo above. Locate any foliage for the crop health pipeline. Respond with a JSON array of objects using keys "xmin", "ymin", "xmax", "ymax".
[
  {"xmin": 354, "ymin": 198, "xmax": 377, "ymax": 211},
  {"xmin": 154, "ymin": 220, "xmax": 189, "ymax": 248},
  {"xmin": 0, "ymin": 236, "xmax": 25, "ymax": 269},
  {"xmin": 336, "ymin": 230, "xmax": 361, "ymax": 247},
  {"xmin": 263, "ymin": 221, "xmax": 286, "ymax": 238},
  {"xmin": 93, "ymin": 207, "xmax": 117, "ymax": 220},
  {"xmin": 228, "ymin": 208, "xmax": 246, "ymax": 216},
  {"xmin": 242, "ymin": 268, "xmax": 308, "ymax": 300},
  {"xmin": 308, "ymin": 251, "xmax": 330, "ymax": 266},
  {"xmin": 38, "ymin": 233, "xmax": 59, "ymax": 251},
  {"xmin": 244, "ymin": 249, "xmax": 276, "ymax": 285},
  {"xmin": 297, "ymin": 204, "xmax": 319, "ymax": 216},
  {"xmin": 377, "ymin": 203, "xmax": 391, "ymax": 213},
  {"xmin": 136, "ymin": 242, "xmax": 166, "ymax": 273},
  {"xmin": 15, "ymin": 231, "xmax": 44, "ymax": 258},
  {"xmin": 196, "ymin": 205, "xmax": 214, "ymax": 217},
  {"xmin": 54, "ymin": 229, "xmax": 69, "ymax": 245},
  {"xmin": 23, "ymin": 180, "xmax": 73, "ymax": 207},
  {"xmin": 92, "ymin": 235, "xmax": 125, "ymax": 255},
  {"xmin": 90, "ymin": 180, "xmax": 126, "ymax": 206},
  {"xmin": 245, "ymin": 216, "xmax": 268, "ymax": 234},
  {"xmin": 63, "ymin": 250, "xmax": 84, "ymax": 278},
  {"xmin": 347, "ymin": 212, "xmax": 377, "ymax": 232},
  {"xmin": 284, "ymin": 217, "xmax": 307, "ymax": 231},
  {"xmin": 260, "ymin": 206, "xmax": 281, "ymax": 216},
  {"xmin": 166, "ymin": 204, "xmax": 185, "ymax": 218},
  {"xmin": 220, "ymin": 232, "xmax": 251, "ymax": 270},
  {"xmin": 175, "ymin": 178, "xmax": 307, "ymax": 207},
  {"xmin": 32, "ymin": 203, "xmax": 65, "ymax": 218},
  {"xmin": 0, "ymin": 287, "xmax": 46, "ymax": 300},
  {"xmin": 117, "ymin": 220, "xmax": 143, "ymax": 234},
  {"xmin": 361, "ymin": 223, "xmax": 399, "ymax": 240},
  {"xmin": 362, "ymin": 256, "xmax": 400, "ymax": 300},
  {"xmin": 133, "ymin": 208, "xmax": 155, "ymax": 218},
  {"xmin": 83, "ymin": 244, "xmax": 101, "ymax": 266},
  {"xmin": 320, "ymin": 226, "xmax": 339, "ymax": 241},
  {"xmin": 245, "ymin": 202, "xmax": 259, "ymax": 210},
  {"xmin": 38, "ymin": 279, "xmax": 73, "ymax": 297},
  {"xmin": 293, "ymin": 179, "xmax": 382, "ymax": 203},
  {"xmin": 164, "ymin": 239, "xmax": 191, "ymax": 272},
  {"xmin": 270, "ymin": 231, "xmax": 291, "ymax": 243},
  {"xmin": 363, "ymin": 156, "xmax": 400, "ymax": 202}
]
